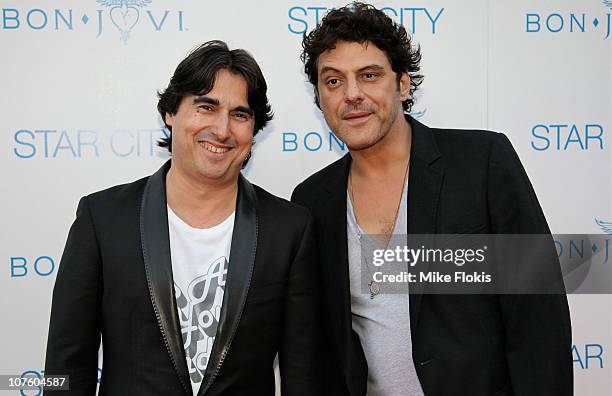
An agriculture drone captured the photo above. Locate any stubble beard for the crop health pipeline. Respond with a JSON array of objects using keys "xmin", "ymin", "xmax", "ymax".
[{"xmin": 335, "ymin": 104, "xmax": 400, "ymax": 152}]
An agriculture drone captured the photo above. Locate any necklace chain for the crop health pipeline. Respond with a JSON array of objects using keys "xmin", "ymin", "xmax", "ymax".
[
  {"xmin": 348, "ymin": 160, "xmax": 409, "ymax": 238},
  {"xmin": 348, "ymin": 160, "xmax": 409, "ymax": 300}
]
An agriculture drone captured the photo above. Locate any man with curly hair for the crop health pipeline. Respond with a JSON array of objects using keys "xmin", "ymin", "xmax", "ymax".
[{"xmin": 292, "ymin": 3, "xmax": 572, "ymax": 395}]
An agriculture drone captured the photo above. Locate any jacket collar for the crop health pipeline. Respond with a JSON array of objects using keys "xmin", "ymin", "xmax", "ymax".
[
  {"xmin": 317, "ymin": 114, "xmax": 444, "ymax": 338},
  {"xmin": 198, "ymin": 171, "xmax": 258, "ymax": 396},
  {"xmin": 140, "ymin": 160, "xmax": 258, "ymax": 396},
  {"xmin": 405, "ymin": 115, "xmax": 444, "ymax": 325}
]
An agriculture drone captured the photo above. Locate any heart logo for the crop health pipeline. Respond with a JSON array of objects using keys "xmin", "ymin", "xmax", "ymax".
[{"xmin": 109, "ymin": 5, "xmax": 140, "ymax": 43}]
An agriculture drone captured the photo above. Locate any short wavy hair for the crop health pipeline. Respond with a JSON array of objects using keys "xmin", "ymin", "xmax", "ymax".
[
  {"xmin": 301, "ymin": 2, "xmax": 423, "ymax": 112},
  {"xmin": 157, "ymin": 40, "xmax": 273, "ymax": 165}
]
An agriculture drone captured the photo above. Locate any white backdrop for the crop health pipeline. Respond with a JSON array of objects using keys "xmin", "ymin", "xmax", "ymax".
[{"xmin": 1, "ymin": 0, "xmax": 610, "ymax": 395}]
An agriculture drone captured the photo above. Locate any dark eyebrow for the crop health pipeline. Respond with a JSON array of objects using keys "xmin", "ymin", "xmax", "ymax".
[
  {"xmin": 193, "ymin": 96, "xmax": 219, "ymax": 106},
  {"xmin": 319, "ymin": 64, "xmax": 385, "ymax": 76},
  {"xmin": 319, "ymin": 66, "xmax": 342, "ymax": 76},
  {"xmin": 193, "ymin": 97, "xmax": 253, "ymax": 116},
  {"xmin": 358, "ymin": 64, "xmax": 385, "ymax": 72}
]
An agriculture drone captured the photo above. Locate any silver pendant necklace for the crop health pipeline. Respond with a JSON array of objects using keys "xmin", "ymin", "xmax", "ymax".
[{"xmin": 348, "ymin": 161, "xmax": 409, "ymax": 300}]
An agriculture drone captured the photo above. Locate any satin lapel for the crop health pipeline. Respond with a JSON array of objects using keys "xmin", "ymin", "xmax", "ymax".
[
  {"xmin": 406, "ymin": 116, "xmax": 444, "ymax": 331},
  {"xmin": 318, "ymin": 155, "xmax": 353, "ymax": 377},
  {"xmin": 140, "ymin": 160, "xmax": 191, "ymax": 395},
  {"xmin": 198, "ymin": 174, "xmax": 258, "ymax": 396}
]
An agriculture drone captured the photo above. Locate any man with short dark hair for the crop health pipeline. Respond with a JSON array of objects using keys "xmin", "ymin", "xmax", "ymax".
[
  {"xmin": 292, "ymin": 3, "xmax": 572, "ymax": 395},
  {"xmin": 45, "ymin": 40, "xmax": 320, "ymax": 396}
]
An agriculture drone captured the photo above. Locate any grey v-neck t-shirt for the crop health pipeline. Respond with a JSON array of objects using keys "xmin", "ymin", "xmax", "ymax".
[{"xmin": 347, "ymin": 176, "xmax": 424, "ymax": 396}]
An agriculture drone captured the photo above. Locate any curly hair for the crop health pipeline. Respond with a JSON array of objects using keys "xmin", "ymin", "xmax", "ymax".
[
  {"xmin": 157, "ymin": 40, "xmax": 273, "ymax": 166},
  {"xmin": 301, "ymin": 2, "xmax": 423, "ymax": 112}
]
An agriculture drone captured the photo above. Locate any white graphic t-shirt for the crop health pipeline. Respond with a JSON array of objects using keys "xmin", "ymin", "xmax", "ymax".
[{"xmin": 167, "ymin": 206, "xmax": 235, "ymax": 396}]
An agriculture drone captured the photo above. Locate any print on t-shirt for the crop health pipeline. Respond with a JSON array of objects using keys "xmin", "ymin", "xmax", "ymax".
[{"xmin": 175, "ymin": 256, "xmax": 228, "ymax": 384}]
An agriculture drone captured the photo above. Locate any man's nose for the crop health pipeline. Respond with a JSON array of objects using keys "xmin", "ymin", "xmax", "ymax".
[
  {"xmin": 210, "ymin": 113, "xmax": 231, "ymax": 141},
  {"xmin": 344, "ymin": 78, "xmax": 364, "ymax": 103}
]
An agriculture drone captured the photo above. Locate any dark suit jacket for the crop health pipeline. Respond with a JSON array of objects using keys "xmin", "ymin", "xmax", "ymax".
[
  {"xmin": 45, "ymin": 161, "xmax": 321, "ymax": 396},
  {"xmin": 291, "ymin": 115, "xmax": 573, "ymax": 396}
]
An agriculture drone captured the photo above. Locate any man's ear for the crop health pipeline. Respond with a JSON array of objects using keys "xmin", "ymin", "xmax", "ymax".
[
  {"xmin": 399, "ymin": 72, "xmax": 411, "ymax": 101},
  {"xmin": 164, "ymin": 112, "xmax": 174, "ymax": 127},
  {"xmin": 314, "ymin": 87, "xmax": 321, "ymax": 109}
]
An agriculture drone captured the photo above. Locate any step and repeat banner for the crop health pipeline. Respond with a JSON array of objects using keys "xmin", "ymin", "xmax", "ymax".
[{"xmin": 1, "ymin": 0, "xmax": 610, "ymax": 394}]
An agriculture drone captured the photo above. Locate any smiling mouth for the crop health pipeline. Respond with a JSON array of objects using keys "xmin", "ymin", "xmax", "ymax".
[{"xmin": 198, "ymin": 141, "xmax": 231, "ymax": 154}]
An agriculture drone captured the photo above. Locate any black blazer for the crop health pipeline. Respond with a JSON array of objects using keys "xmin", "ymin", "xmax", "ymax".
[
  {"xmin": 291, "ymin": 116, "xmax": 573, "ymax": 396},
  {"xmin": 45, "ymin": 161, "xmax": 321, "ymax": 396}
]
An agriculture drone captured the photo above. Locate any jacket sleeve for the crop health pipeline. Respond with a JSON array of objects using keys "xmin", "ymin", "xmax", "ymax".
[
  {"xmin": 487, "ymin": 133, "xmax": 573, "ymax": 395},
  {"xmin": 279, "ymin": 210, "xmax": 323, "ymax": 396},
  {"xmin": 44, "ymin": 196, "xmax": 102, "ymax": 395}
]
